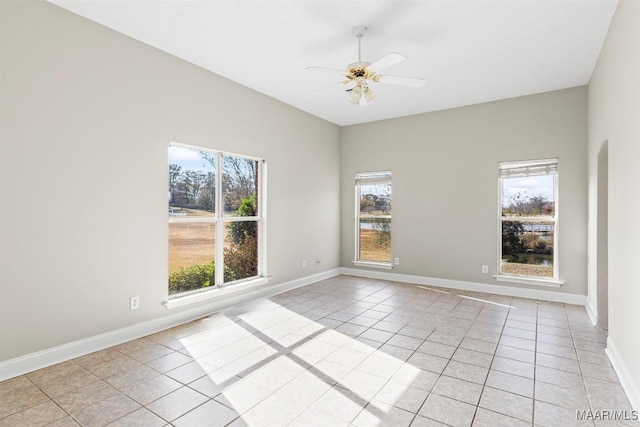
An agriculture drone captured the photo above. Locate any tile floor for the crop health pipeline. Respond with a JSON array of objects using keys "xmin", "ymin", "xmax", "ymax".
[{"xmin": 1, "ymin": 275, "xmax": 638, "ymax": 427}]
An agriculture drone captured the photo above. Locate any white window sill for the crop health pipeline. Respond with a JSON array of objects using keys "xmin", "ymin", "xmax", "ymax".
[
  {"xmin": 165, "ymin": 277, "xmax": 270, "ymax": 309},
  {"xmin": 352, "ymin": 261, "xmax": 394, "ymax": 270},
  {"xmin": 494, "ymin": 274, "xmax": 564, "ymax": 288}
]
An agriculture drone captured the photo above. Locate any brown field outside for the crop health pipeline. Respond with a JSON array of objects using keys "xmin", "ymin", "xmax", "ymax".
[
  {"xmin": 170, "ymin": 225, "xmax": 550, "ymax": 278},
  {"xmin": 169, "ymin": 222, "xmax": 215, "ymax": 273},
  {"xmin": 359, "ymin": 229, "xmax": 391, "ymax": 263},
  {"xmin": 501, "ymin": 261, "xmax": 553, "ymax": 277},
  {"xmin": 170, "ymin": 225, "xmax": 390, "ymax": 274}
]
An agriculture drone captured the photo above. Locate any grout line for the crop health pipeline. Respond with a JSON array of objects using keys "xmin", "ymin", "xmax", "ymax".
[
  {"xmin": 469, "ymin": 295, "xmax": 511, "ymax": 426},
  {"xmin": 531, "ymin": 301, "xmax": 540, "ymax": 425}
]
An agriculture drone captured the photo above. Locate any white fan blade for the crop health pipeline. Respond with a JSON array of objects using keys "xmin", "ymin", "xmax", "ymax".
[
  {"xmin": 306, "ymin": 66, "xmax": 345, "ymax": 75},
  {"xmin": 304, "ymin": 81, "xmax": 344, "ymax": 98},
  {"xmin": 379, "ymin": 75, "xmax": 426, "ymax": 88},
  {"xmin": 368, "ymin": 52, "xmax": 405, "ymax": 73}
]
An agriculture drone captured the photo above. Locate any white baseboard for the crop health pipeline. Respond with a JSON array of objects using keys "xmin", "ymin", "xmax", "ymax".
[
  {"xmin": 606, "ymin": 337, "xmax": 640, "ymax": 412},
  {"xmin": 585, "ymin": 298, "xmax": 598, "ymax": 326},
  {"xmin": 0, "ymin": 268, "xmax": 341, "ymax": 382},
  {"xmin": 340, "ymin": 267, "xmax": 588, "ymax": 305}
]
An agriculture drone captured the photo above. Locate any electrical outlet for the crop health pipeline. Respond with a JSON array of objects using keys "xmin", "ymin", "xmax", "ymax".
[
  {"xmin": 482, "ymin": 265, "xmax": 489, "ymax": 274},
  {"xmin": 302, "ymin": 259, "xmax": 307, "ymax": 268},
  {"xmin": 394, "ymin": 257, "xmax": 400, "ymax": 266},
  {"xmin": 130, "ymin": 296, "xmax": 140, "ymax": 310}
]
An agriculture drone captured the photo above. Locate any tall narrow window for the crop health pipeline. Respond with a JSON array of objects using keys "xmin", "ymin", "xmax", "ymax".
[
  {"xmin": 499, "ymin": 159, "xmax": 557, "ymax": 280},
  {"xmin": 168, "ymin": 144, "xmax": 264, "ymax": 297},
  {"xmin": 355, "ymin": 171, "xmax": 392, "ymax": 266}
]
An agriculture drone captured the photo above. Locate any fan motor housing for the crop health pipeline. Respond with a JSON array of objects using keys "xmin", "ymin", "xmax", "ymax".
[{"xmin": 346, "ymin": 62, "xmax": 380, "ymax": 83}]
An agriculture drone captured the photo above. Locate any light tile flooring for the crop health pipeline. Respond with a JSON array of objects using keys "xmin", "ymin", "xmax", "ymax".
[{"xmin": 1, "ymin": 275, "xmax": 638, "ymax": 427}]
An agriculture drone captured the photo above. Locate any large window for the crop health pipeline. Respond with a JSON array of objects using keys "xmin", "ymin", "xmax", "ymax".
[
  {"xmin": 168, "ymin": 144, "xmax": 264, "ymax": 297},
  {"xmin": 499, "ymin": 159, "xmax": 557, "ymax": 280},
  {"xmin": 355, "ymin": 171, "xmax": 392, "ymax": 266}
]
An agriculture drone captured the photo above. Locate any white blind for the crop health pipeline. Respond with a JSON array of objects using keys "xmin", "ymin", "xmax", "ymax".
[
  {"xmin": 499, "ymin": 159, "xmax": 558, "ymax": 178},
  {"xmin": 356, "ymin": 171, "xmax": 392, "ymax": 185}
]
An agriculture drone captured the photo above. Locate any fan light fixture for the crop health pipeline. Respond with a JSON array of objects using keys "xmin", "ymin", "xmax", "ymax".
[
  {"xmin": 305, "ymin": 25, "xmax": 425, "ymax": 105},
  {"xmin": 348, "ymin": 76, "xmax": 375, "ymax": 105}
]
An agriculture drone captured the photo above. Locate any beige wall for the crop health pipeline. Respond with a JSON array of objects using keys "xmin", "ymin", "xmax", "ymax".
[
  {"xmin": 341, "ymin": 87, "xmax": 588, "ymax": 296},
  {"xmin": 588, "ymin": 0, "xmax": 640, "ymax": 402},
  {"xmin": 0, "ymin": 2, "xmax": 341, "ymax": 361}
]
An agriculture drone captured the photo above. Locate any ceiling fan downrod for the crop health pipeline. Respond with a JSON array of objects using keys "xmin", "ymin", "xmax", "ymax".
[{"xmin": 352, "ymin": 25, "xmax": 367, "ymax": 63}]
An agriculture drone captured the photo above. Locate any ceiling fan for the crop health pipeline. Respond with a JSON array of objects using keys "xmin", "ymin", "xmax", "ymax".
[{"xmin": 306, "ymin": 25, "xmax": 426, "ymax": 105}]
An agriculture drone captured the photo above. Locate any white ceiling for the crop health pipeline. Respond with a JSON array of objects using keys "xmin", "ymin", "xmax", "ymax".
[{"xmin": 50, "ymin": 1, "xmax": 618, "ymax": 126}]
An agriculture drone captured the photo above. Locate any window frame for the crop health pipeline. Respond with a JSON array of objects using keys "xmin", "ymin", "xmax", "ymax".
[
  {"xmin": 496, "ymin": 158, "xmax": 563, "ymax": 287},
  {"xmin": 167, "ymin": 143, "xmax": 267, "ymax": 304},
  {"xmin": 353, "ymin": 170, "xmax": 393, "ymax": 269}
]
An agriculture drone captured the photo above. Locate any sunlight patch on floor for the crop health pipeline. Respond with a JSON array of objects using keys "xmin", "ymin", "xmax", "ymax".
[{"xmin": 180, "ymin": 299, "xmax": 420, "ymax": 426}]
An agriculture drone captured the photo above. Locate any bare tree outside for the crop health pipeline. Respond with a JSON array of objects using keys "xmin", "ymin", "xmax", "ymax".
[{"xmin": 223, "ymin": 156, "xmax": 258, "ymax": 214}]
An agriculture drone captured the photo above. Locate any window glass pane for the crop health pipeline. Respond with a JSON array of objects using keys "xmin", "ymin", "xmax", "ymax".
[
  {"xmin": 360, "ymin": 183, "xmax": 392, "ymax": 216},
  {"xmin": 168, "ymin": 222, "xmax": 216, "ymax": 295},
  {"xmin": 224, "ymin": 221, "xmax": 258, "ymax": 282},
  {"xmin": 501, "ymin": 220, "xmax": 554, "ymax": 278},
  {"xmin": 169, "ymin": 146, "xmax": 216, "ymax": 218},
  {"xmin": 359, "ymin": 218, "xmax": 391, "ymax": 262},
  {"xmin": 168, "ymin": 145, "xmax": 217, "ymax": 296},
  {"xmin": 223, "ymin": 156, "xmax": 258, "ymax": 217},
  {"xmin": 501, "ymin": 175, "xmax": 555, "ymax": 217}
]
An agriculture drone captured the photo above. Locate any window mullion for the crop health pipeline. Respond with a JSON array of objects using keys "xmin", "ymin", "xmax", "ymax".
[
  {"xmin": 215, "ymin": 154, "xmax": 224, "ymax": 287},
  {"xmin": 355, "ymin": 184, "xmax": 361, "ymax": 261},
  {"xmin": 223, "ymin": 216, "xmax": 262, "ymax": 223},
  {"xmin": 258, "ymin": 161, "xmax": 267, "ymax": 278},
  {"xmin": 501, "ymin": 216, "xmax": 556, "ymax": 222}
]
